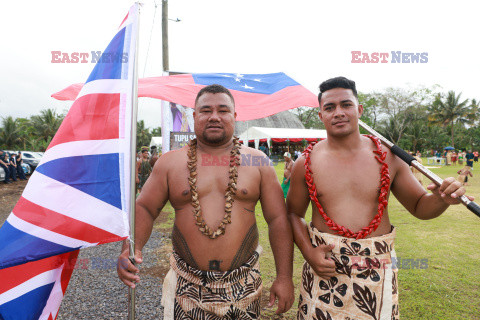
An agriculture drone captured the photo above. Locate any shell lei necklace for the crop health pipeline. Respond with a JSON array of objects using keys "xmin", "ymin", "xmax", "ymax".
[
  {"xmin": 187, "ymin": 136, "xmax": 241, "ymax": 239},
  {"xmin": 304, "ymin": 135, "xmax": 390, "ymax": 239}
]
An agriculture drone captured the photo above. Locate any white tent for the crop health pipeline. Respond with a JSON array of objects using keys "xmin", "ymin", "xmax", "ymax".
[
  {"xmin": 238, "ymin": 126, "xmax": 327, "ymax": 149},
  {"xmin": 149, "ymin": 136, "xmax": 162, "ymax": 148}
]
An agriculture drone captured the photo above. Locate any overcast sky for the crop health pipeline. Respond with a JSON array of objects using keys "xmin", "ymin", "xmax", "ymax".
[{"xmin": 1, "ymin": 0, "xmax": 478, "ymax": 129}]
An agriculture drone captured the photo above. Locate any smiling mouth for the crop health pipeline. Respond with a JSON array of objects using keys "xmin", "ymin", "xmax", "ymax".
[{"xmin": 333, "ymin": 121, "xmax": 348, "ymax": 125}]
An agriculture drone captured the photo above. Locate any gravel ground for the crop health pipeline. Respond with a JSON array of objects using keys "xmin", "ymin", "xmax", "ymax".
[{"xmin": 57, "ymin": 231, "xmax": 168, "ymax": 320}]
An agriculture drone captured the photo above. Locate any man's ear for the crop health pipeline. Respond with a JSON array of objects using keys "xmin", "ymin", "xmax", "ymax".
[
  {"xmin": 318, "ymin": 110, "xmax": 323, "ymax": 122},
  {"xmin": 234, "ymin": 111, "xmax": 237, "ymax": 119},
  {"xmin": 358, "ymin": 104, "xmax": 364, "ymax": 117}
]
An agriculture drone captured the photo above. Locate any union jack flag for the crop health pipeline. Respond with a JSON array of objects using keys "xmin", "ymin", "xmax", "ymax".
[{"xmin": 0, "ymin": 4, "xmax": 138, "ymax": 319}]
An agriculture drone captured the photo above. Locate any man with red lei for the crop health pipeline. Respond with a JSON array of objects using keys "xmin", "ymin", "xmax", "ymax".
[{"xmin": 287, "ymin": 77, "xmax": 472, "ymax": 320}]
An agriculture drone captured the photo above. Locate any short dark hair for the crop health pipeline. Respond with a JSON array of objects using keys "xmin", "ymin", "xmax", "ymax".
[
  {"xmin": 318, "ymin": 76, "xmax": 358, "ymax": 105},
  {"xmin": 195, "ymin": 84, "xmax": 235, "ymax": 107}
]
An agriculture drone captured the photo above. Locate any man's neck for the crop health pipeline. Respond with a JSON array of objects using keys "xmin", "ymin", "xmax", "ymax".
[
  {"xmin": 196, "ymin": 138, "xmax": 234, "ymax": 154},
  {"xmin": 325, "ymin": 130, "xmax": 363, "ymax": 152}
]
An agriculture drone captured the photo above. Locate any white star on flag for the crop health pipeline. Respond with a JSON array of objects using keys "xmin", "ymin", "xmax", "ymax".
[{"xmin": 242, "ymin": 83, "xmax": 254, "ymax": 90}]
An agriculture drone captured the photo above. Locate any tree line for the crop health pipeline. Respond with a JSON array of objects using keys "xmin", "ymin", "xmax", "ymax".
[
  {"xmin": 0, "ymin": 109, "xmax": 161, "ymax": 152},
  {"xmin": 1, "ymin": 86, "xmax": 478, "ymax": 153},
  {"xmin": 292, "ymin": 86, "xmax": 479, "ymax": 153}
]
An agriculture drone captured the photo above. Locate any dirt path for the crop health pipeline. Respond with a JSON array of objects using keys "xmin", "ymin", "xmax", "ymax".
[{"xmin": 0, "ymin": 180, "xmax": 27, "ymax": 222}]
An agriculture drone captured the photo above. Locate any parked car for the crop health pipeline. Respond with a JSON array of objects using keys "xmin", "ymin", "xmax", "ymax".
[{"xmin": 20, "ymin": 151, "xmax": 42, "ymax": 170}]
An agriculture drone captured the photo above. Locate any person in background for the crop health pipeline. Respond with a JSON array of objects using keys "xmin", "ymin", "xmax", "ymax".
[
  {"xmin": 446, "ymin": 150, "xmax": 452, "ymax": 165},
  {"xmin": 259, "ymin": 143, "xmax": 267, "ymax": 155},
  {"xmin": 136, "ymin": 147, "xmax": 152, "ymax": 194},
  {"xmin": 457, "ymin": 165, "xmax": 473, "ymax": 186},
  {"xmin": 452, "ymin": 151, "xmax": 458, "ymax": 166},
  {"xmin": 458, "ymin": 150, "xmax": 464, "ymax": 165},
  {"xmin": 149, "ymin": 145, "xmax": 160, "ymax": 168},
  {"xmin": 474, "ymin": 150, "xmax": 479, "ymax": 163},
  {"xmin": 465, "ymin": 150, "xmax": 474, "ymax": 168},
  {"xmin": 13, "ymin": 152, "xmax": 27, "ymax": 180},
  {"xmin": 0, "ymin": 150, "xmax": 12, "ymax": 184},
  {"xmin": 281, "ymin": 152, "xmax": 293, "ymax": 198},
  {"xmin": 7, "ymin": 153, "xmax": 17, "ymax": 182},
  {"xmin": 295, "ymin": 149, "xmax": 302, "ymax": 161}
]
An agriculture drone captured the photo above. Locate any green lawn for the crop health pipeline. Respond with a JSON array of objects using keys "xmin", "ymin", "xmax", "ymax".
[
  {"xmin": 157, "ymin": 160, "xmax": 480, "ymax": 319},
  {"xmin": 257, "ymin": 160, "xmax": 480, "ymax": 319}
]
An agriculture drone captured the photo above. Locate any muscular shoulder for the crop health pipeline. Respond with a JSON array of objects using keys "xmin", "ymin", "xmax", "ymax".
[
  {"xmin": 373, "ymin": 140, "xmax": 411, "ymax": 183},
  {"xmin": 240, "ymin": 145, "xmax": 266, "ymax": 157},
  {"xmin": 151, "ymin": 146, "xmax": 188, "ymax": 173},
  {"xmin": 291, "ymin": 154, "xmax": 306, "ymax": 177},
  {"xmin": 239, "ymin": 146, "xmax": 272, "ymax": 167}
]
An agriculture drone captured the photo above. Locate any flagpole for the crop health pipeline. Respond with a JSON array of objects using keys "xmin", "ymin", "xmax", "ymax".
[
  {"xmin": 129, "ymin": 3, "xmax": 141, "ymax": 320},
  {"xmin": 358, "ymin": 119, "xmax": 480, "ymax": 218}
]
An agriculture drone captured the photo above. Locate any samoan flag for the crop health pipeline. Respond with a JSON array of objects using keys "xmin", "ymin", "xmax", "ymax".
[
  {"xmin": 52, "ymin": 72, "xmax": 319, "ymax": 121},
  {"xmin": 0, "ymin": 4, "xmax": 138, "ymax": 319}
]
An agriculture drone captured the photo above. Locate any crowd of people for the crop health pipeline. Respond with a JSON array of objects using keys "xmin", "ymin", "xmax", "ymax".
[
  {"xmin": 0, "ymin": 150, "xmax": 28, "ymax": 184},
  {"xmin": 441, "ymin": 149, "xmax": 478, "ymax": 166}
]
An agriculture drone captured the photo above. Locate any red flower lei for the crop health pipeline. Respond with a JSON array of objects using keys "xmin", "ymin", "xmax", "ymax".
[{"xmin": 303, "ymin": 135, "xmax": 390, "ymax": 239}]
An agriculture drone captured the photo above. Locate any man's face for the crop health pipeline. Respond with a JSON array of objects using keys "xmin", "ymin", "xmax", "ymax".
[
  {"xmin": 193, "ymin": 92, "xmax": 237, "ymax": 145},
  {"xmin": 318, "ymin": 88, "xmax": 363, "ymax": 137}
]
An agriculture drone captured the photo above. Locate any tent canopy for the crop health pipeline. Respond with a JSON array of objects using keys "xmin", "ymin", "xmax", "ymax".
[
  {"xmin": 239, "ymin": 127, "xmax": 326, "ymax": 146},
  {"xmin": 150, "ymin": 136, "xmax": 162, "ymax": 148}
]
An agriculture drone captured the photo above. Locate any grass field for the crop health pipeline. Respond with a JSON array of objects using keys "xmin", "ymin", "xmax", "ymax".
[{"xmin": 156, "ymin": 160, "xmax": 480, "ymax": 319}]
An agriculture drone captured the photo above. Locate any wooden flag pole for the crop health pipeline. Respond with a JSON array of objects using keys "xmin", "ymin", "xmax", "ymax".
[{"xmin": 358, "ymin": 119, "xmax": 480, "ymax": 218}]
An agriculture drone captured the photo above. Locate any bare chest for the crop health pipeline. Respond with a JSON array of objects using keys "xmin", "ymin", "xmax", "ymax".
[
  {"xmin": 309, "ymin": 152, "xmax": 384, "ymax": 202},
  {"xmin": 168, "ymin": 162, "xmax": 261, "ymax": 208}
]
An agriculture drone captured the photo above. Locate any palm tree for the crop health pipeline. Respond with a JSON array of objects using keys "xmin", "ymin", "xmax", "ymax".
[
  {"xmin": 0, "ymin": 116, "xmax": 21, "ymax": 149},
  {"xmin": 30, "ymin": 109, "xmax": 64, "ymax": 143},
  {"xmin": 428, "ymin": 91, "xmax": 477, "ymax": 147},
  {"xmin": 136, "ymin": 120, "xmax": 152, "ymax": 150},
  {"xmin": 404, "ymin": 119, "xmax": 427, "ymax": 153}
]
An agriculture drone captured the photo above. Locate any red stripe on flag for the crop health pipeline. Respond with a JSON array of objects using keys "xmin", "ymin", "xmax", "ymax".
[
  {"xmin": 48, "ymin": 93, "xmax": 120, "ymax": 149},
  {"xmin": 13, "ymin": 197, "xmax": 125, "ymax": 244},
  {"xmin": 0, "ymin": 251, "xmax": 78, "ymax": 294},
  {"xmin": 118, "ymin": 12, "xmax": 129, "ymax": 29},
  {"xmin": 60, "ymin": 251, "xmax": 79, "ymax": 293}
]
